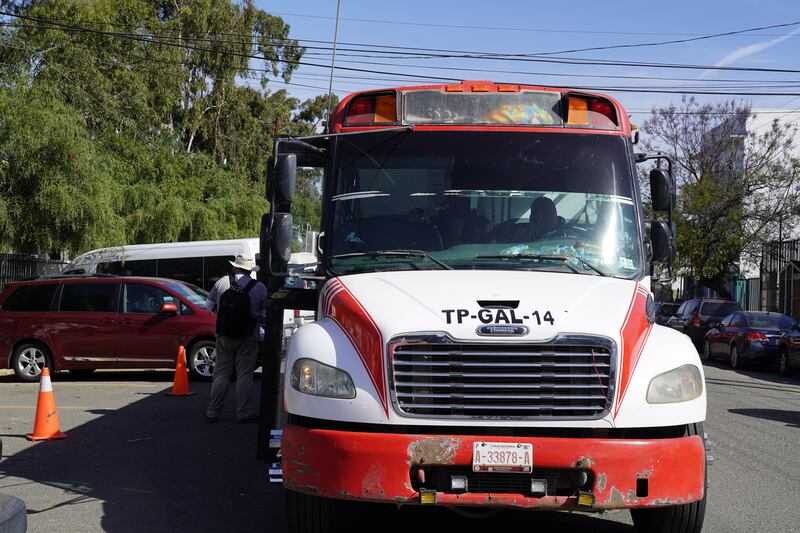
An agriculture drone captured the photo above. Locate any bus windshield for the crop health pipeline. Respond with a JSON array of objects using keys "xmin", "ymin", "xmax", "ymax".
[{"xmin": 328, "ymin": 130, "xmax": 642, "ymax": 278}]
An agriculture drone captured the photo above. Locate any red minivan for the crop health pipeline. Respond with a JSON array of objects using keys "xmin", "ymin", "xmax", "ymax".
[{"xmin": 0, "ymin": 276, "xmax": 217, "ymax": 382}]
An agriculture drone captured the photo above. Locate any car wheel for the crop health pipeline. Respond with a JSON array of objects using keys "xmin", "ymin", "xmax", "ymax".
[
  {"xmin": 631, "ymin": 423, "xmax": 707, "ymax": 533},
  {"xmin": 702, "ymin": 339, "xmax": 715, "ymax": 362},
  {"xmin": 188, "ymin": 340, "xmax": 216, "ymax": 381},
  {"xmin": 730, "ymin": 344, "xmax": 744, "ymax": 370},
  {"xmin": 11, "ymin": 343, "xmax": 53, "ymax": 382},
  {"xmin": 779, "ymin": 349, "xmax": 791, "ymax": 377}
]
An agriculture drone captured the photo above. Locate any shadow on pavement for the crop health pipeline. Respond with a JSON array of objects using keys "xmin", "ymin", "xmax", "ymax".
[
  {"xmin": 347, "ymin": 503, "xmax": 635, "ymax": 532},
  {"xmin": 728, "ymin": 408, "xmax": 800, "ymax": 429},
  {"xmin": 0, "ymin": 375, "xmax": 282, "ymax": 533},
  {"xmin": 0, "ymin": 368, "xmax": 636, "ymax": 533},
  {"xmin": 702, "ymin": 361, "xmax": 800, "ymax": 393}
]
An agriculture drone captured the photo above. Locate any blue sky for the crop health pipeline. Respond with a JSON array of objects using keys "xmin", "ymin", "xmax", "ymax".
[{"xmin": 255, "ymin": 0, "xmax": 800, "ymax": 125}]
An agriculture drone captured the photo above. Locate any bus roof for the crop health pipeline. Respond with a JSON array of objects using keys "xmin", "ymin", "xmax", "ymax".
[{"xmin": 68, "ymin": 238, "xmax": 259, "ymax": 265}]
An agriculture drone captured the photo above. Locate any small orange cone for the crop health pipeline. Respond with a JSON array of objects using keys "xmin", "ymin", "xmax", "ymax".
[
  {"xmin": 26, "ymin": 367, "xmax": 68, "ymax": 441},
  {"xmin": 166, "ymin": 346, "xmax": 195, "ymax": 397}
]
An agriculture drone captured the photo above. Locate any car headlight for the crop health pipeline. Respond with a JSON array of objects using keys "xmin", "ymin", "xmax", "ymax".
[
  {"xmin": 290, "ymin": 358, "xmax": 356, "ymax": 399},
  {"xmin": 646, "ymin": 364, "xmax": 703, "ymax": 404}
]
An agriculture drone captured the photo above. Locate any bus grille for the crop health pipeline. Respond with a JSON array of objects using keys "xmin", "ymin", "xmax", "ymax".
[{"xmin": 390, "ymin": 340, "xmax": 613, "ymax": 419}]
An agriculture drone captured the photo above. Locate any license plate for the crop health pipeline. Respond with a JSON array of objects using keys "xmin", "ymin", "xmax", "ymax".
[{"xmin": 472, "ymin": 442, "xmax": 533, "ymax": 473}]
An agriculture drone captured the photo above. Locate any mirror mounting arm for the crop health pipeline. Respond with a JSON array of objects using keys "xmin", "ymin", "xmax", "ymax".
[{"xmin": 636, "ymin": 152, "xmax": 676, "ymax": 283}]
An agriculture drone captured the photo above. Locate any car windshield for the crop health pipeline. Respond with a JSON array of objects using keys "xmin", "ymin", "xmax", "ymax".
[
  {"xmin": 747, "ymin": 313, "xmax": 794, "ymax": 330},
  {"xmin": 700, "ymin": 302, "xmax": 741, "ymax": 317},
  {"xmin": 658, "ymin": 303, "xmax": 679, "ymax": 316},
  {"xmin": 328, "ymin": 131, "xmax": 641, "ymax": 278},
  {"xmin": 166, "ymin": 281, "xmax": 209, "ymax": 309}
]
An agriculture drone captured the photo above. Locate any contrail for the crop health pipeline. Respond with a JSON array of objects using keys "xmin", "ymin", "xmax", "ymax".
[{"xmin": 700, "ymin": 27, "xmax": 800, "ymax": 78}]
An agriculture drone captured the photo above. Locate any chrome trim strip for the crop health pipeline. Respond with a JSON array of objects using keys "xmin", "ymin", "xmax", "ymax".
[
  {"xmin": 386, "ymin": 332, "xmax": 617, "ymax": 421},
  {"xmin": 64, "ymin": 356, "xmax": 173, "ymax": 363},
  {"xmin": 117, "ymin": 358, "xmax": 173, "ymax": 363}
]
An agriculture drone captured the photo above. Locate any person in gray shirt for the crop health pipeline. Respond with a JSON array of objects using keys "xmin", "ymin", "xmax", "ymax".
[{"xmin": 204, "ymin": 255, "xmax": 267, "ymax": 422}]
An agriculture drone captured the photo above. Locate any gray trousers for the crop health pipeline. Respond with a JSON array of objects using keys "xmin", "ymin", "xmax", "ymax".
[{"xmin": 206, "ymin": 336, "xmax": 258, "ymax": 420}]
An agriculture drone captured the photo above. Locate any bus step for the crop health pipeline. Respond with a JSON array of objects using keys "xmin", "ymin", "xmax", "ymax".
[
  {"xmin": 270, "ymin": 429, "xmax": 282, "ymax": 449},
  {"xmin": 269, "ymin": 462, "xmax": 283, "ymax": 484}
]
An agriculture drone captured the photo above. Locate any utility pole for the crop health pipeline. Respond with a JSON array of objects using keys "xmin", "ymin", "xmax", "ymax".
[{"xmin": 325, "ymin": 0, "xmax": 342, "ymax": 133}]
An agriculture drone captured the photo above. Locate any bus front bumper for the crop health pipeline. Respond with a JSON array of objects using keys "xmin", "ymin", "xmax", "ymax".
[{"xmin": 281, "ymin": 424, "xmax": 705, "ymax": 510}]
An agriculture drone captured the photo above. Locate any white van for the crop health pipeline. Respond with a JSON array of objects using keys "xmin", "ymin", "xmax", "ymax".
[
  {"xmin": 64, "ymin": 239, "xmax": 317, "ymax": 329},
  {"xmin": 63, "ymin": 238, "xmax": 262, "ymax": 289}
]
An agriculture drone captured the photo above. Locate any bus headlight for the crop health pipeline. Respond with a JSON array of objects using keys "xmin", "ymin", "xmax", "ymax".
[
  {"xmin": 646, "ymin": 364, "xmax": 703, "ymax": 404},
  {"xmin": 290, "ymin": 358, "xmax": 356, "ymax": 399}
]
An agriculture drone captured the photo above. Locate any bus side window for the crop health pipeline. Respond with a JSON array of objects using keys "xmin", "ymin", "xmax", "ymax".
[
  {"xmin": 98, "ymin": 259, "xmax": 156, "ymax": 277},
  {"xmin": 157, "ymin": 257, "xmax": 203, "ymax": 288},
  {"xmin": 203, "ymin": 255, "xmax": 236, "ymax": 290}
]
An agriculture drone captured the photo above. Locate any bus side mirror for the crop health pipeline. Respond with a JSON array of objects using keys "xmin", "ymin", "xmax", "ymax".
[
  {"xmin": 650, "ymin": 220, "xmax": 673, "ymax": 263},
  {"xmin": 273, "ymin": 154, "xmax": 296, "ymax": 204},
  {"xmin": 271, "ymin": 212, "xmax": 293, "ymax": 265},
  {"xmin": 650, "ymin": 169, "xmax": 673, "ymax": 212}
]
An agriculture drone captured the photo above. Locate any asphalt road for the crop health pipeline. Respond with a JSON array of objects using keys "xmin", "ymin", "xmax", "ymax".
[{"xmin": 0, "ymin": 362, "xmax": 798, "ymax": 533}]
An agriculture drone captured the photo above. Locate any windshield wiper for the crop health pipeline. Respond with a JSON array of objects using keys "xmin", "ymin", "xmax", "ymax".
[
  {"xmin": 475, "ymin": 254, "xmax": 608, "ymax": 276},
  {"xmin": 333, "ymin": 250, "xmax": 453, "ymax": 270},
  {"xmin": 568, "ymin": 255, "xmax": 609, "ymax": 277}
]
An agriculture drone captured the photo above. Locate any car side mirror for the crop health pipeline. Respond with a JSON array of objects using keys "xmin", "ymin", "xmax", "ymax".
[
  {"xmin": 793, "ymin": 323, "xmax": 800, "ymax": 331},
  {"xmin": 160, "ymin": 303, "xmax": 178, "ymax": 314}
]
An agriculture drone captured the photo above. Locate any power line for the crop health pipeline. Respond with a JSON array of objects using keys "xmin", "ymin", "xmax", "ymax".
[
  {"xmin": 269, "ymin": 11, "xmax": 800, "ymax": 38},
  {"xmin": 6, "ymin": 14, "xmax": 800, "ymax": 76},
  {"xmin": 495, "ymin": 20, "xmax": 800, "ymax": 57},
  {"xmin": 6, "ymin": 13, "xmax": 800, "ymax": 97}
]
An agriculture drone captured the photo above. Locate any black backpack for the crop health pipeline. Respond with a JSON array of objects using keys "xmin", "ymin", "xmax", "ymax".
[{"xmin": 216, "ymin": 274, "xmax": 258, "ymax": 338}]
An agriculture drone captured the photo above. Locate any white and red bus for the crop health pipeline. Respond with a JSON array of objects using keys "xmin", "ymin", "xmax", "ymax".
[{"xmin": 259, "ymin": 81, "xmax": 707, "ymax": 532}]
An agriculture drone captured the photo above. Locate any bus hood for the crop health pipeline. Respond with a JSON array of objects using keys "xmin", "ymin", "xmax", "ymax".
[{"xmin": 321, "ymin": 270, "xmax": 647, "ymax": 342}]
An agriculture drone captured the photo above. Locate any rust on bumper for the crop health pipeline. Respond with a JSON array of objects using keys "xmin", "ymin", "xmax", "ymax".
[{"xmin": 281, "ymin": 425, "xmax": 705, "ymax": 510}]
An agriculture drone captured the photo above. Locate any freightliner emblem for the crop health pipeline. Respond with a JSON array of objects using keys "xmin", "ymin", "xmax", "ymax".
[{"xmin": 476, "ymin": 325, "xmax": 529, "ymax": 336}]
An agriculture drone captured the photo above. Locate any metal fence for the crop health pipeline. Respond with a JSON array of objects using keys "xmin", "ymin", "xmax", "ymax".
[
  {"xmin": 760, "ymin": 239, "xmax": 800, "ymax": 314},
  {"xmin": 734, "ymin": 278, "xmax": 761, "ymax": 311},
  {"xmin": 0, "ymin": 253, "xmax": 67, "ymax": 291}
]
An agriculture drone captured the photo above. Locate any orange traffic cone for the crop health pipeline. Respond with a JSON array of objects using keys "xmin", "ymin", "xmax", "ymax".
[
  {"xmin": 166, "ymin": 346, "xmax": 195, "ymax": 397},
  {"xmin": 26, "ymin": 367, "xmax": 67, "ymax": 441}
]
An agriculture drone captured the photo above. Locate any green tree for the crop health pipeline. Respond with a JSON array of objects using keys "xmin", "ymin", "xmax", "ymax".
[
  {"xmin": 0, "ymin": 0, "xmax": 334, "ymax": 256},
  {"xmin": 643, "ymin": 97, "xmax": 800, "ymax": 297}
]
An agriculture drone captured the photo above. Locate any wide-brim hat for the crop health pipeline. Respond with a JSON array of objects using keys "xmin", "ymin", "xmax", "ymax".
[{"xmin": 229, "ymin": 255, "xmax": 260, "ymax": 272}]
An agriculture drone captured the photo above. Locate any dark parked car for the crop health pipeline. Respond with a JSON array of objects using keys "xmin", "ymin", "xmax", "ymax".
[
  {"xmin": 702, "ymin": 311, "xmax": 794, "ymax": 369},
  {"xmin": 654, "ymin": 301, "xmax": 681, "ymax": 326},
  {"xmin": 0, "ymin": 276, "xmax": 217, "ymax": 382},
  {"xmin": 666, "ymin": 298, "xmax": 742, "ymax": 347},
  {"xmin": 777, "ymin": 323, "xmax": 800, "ymax": 376}
]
